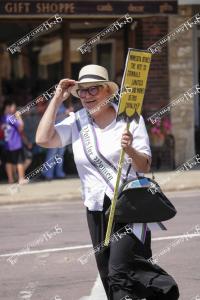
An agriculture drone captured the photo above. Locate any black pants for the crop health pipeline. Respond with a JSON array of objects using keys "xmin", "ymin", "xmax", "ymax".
[{"xmin": 86, "ymin": 195, "xmax": 180, "ymax": 300}]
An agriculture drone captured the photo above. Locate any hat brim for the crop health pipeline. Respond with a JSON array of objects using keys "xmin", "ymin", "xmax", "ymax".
[{"xmin": 70, "ymin": 80, "xmax": 119, "ymax": 98}]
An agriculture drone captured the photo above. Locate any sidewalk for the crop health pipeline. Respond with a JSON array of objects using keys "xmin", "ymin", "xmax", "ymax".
[{"xmin": 0, "ymin": 170, "xmax": 200, "ymax": 206}]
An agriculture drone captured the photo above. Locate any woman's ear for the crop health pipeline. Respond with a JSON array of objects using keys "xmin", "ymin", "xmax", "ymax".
[{"xmin": 105, "ymin": 85, "xmax": 111, "ymax": 94}]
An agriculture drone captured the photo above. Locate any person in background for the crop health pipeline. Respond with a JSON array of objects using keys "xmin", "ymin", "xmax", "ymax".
[
  {"xmin": 21, "ymin": 131, "xmax": 33, "ymax": 172},
  {"xmin": 0, "ymin": 100, "xmax": 25, "ymax": 184},
  {"xmin": 42, "ymin": 103, "xmax": 73, "ymax": 180},
  {"xmin": 0, "ymin": 121, "xmax": 4, "ymax": 170}
]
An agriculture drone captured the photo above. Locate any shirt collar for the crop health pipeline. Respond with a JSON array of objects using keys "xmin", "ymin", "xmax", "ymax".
[{"xmin": 110, "ymin": 101, "xmax": 118, "ymax": 115}]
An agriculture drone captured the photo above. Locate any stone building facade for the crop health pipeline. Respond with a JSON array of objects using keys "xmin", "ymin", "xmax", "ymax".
[{"xmin": 169, "ymin": 6, "xmax": 195, "ymax": 166}]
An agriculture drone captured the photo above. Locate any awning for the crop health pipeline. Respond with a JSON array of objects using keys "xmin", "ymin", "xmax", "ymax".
[
  {"xmin": 178, "ymin": 0, "xmax": 200, "ymax": 4},
  {"xmin": 0, "ymin": 1, "xmax": 178, "ymax": 17},
  {"xmin": 38, "ymin": 39, "xmax": 62, "ymax": 65},
  {"xmin": 38, "ymin": 38, "xmax": 86, "ymax": 65}
]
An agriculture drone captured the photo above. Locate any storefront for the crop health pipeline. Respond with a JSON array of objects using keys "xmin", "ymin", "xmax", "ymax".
[
  {"xmin": 193, "ymin": 8, "xmax": 200, "ymax": 156},
  {"xmin": 1, "ymin": 0, "xmax": 198, "ymax": 170}
]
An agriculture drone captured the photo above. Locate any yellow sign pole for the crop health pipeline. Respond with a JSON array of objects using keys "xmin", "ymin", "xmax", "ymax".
[
  {"xmin": 104, "ymin": 48, "xmax": 152, "ymax": 247},
  {"xmin": 104, "ymin": 122, "xmax": 130, "ymax": 246}
]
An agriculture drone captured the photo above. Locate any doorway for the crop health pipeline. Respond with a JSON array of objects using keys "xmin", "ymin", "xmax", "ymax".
[{"xmin": 194, "ymin": 27, "xmax": 200, "ymax": 154}]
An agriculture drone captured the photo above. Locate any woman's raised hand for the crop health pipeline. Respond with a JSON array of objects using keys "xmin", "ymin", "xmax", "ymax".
[{"xmin": 54, "ymin": 79, "xmax": 76, "ymax": 103}]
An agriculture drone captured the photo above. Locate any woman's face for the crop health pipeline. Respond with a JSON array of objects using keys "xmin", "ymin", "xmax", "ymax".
[
  {"xmin": 6, "ymin": 104, "xmax": 16, "ymax": 114},
  {"xmin": 79, "ymin": 84, "xmax": 113, "ymax": 115}
]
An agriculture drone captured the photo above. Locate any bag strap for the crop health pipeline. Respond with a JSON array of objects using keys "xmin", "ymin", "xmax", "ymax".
[
  {"xmin": 124, "ymin": 163, "xmax": 139, "ymax": 182},
  {"xmin": 124, "ymin": 156, "xmax": 155, "ymax": 181},
  {"xmin": 124, "ymin": 163, "xmax": 132, "ymax": 181}
]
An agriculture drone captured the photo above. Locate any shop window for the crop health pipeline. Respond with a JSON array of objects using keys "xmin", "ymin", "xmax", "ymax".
[{"xmin": 93, "ymin": 40, "xmax": 115, "ymax": 80}]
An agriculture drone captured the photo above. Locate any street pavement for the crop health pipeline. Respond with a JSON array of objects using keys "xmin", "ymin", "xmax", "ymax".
[
  {"xmin": 0, "ymin": 189, "xmax": 199, "ymax": 300},
  {"xmin": 0, "ymin": 169, "xmax": 200, "ymax": 206}
]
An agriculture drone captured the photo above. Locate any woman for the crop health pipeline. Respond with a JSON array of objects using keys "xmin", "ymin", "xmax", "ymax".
[
  {"xmin": 1, "ymin": 100, "xmax": 26, "ymax": 184},
  {"xmin": 36, "ymin": 65, "xmax": 179, "ymax": 300}
]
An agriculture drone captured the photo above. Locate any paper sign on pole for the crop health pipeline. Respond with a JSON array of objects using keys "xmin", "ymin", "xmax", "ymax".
[
  {"xmin": 104, "ymin": 48, "xmax": 152, "ymax": 247},
  {"xmin": 117, "ymin": 48, "xmax": 152, "ymax": 123}
]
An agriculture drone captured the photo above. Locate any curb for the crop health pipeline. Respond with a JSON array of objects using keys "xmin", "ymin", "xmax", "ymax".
[
  {"xmin": 0, "ymin": 186, "xmax": 199, "ymax": 206},
  {"xmin": 0, "ymin": 194, "xmax": 81, "ymax": 206}
]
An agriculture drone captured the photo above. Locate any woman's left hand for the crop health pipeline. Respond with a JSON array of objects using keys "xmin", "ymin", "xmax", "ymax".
[{"xmin": 121, "ymin": 129, "xmax": 133, "ymax": 152}]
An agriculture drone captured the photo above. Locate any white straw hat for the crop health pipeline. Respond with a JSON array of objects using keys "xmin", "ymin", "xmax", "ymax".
[{"xmin": 70, "ymin": 64, "xmax": 119, "ymax": 98}]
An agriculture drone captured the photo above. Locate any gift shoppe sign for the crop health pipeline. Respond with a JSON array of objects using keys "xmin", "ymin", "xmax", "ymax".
[{"xmin": 0, "ymin": 1, "xmax": 177, "ymax": 16}]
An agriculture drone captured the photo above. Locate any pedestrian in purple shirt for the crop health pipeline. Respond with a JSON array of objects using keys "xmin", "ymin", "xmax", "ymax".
[{"xmin": 0, "ymin": 100, "xmax": 25, "ymax": 184}]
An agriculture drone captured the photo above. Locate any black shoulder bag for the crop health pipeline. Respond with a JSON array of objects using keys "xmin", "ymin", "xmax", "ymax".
[{"xmin": 105, "ymin": 163, "xmax": 177, "ymax": 223}]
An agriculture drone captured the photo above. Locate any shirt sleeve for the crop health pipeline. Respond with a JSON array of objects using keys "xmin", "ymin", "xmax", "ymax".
[
  {"xmin": 7, "ymin": 115, "xmax": 20, "ymax": 129},
  {"xmin": 54, "ymin": 112, "xmax": 75, "ymax": 147},
  {"xmin": 131, "ymin": 115, "xmax": 152, "ymax": 158}
]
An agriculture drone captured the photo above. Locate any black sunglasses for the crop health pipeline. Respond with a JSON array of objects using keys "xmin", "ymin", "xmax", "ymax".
[{"xmin": 76, "ymin": 85, "xmax": 103, "ymax": 98}]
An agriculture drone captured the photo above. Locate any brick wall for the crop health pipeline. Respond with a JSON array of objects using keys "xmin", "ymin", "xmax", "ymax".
[
  {"xmin": 140, "ymin": 17, "xmax": 175, "ymax": 170},
  {"xmin": 142, "ymin": 16, "xmax": 169, "ymax": 114}
]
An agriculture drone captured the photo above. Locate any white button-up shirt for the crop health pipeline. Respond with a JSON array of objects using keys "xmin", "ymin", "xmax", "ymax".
[
  {"xmin": 55, "ymin": 103, "xmax": 166, "ymax": 242},
  {"xmin": 55, "ymin": 103, "xmax": 151, "ymax": 211}
]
